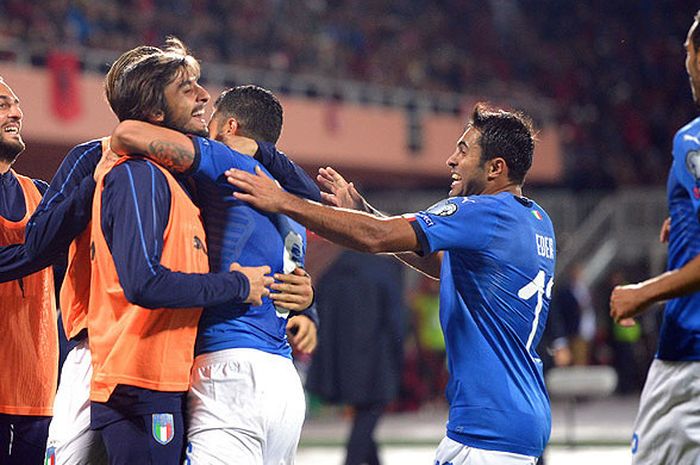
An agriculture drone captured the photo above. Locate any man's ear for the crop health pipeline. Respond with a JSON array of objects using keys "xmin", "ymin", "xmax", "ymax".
[
  {"xmin": 488, "ymin": 157, "xmax": 507, "ymax": 180},
  {"xmin": 149, "ymin": 109, "xmax": 165, "ymax": 124},
  {"xmin": 226, "ymin": 117, "xmax": 239, "ymax": 135}
]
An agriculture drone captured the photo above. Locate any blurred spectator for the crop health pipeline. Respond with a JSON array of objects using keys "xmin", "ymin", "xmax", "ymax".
[
  {"xmin": 306, "ymin": 250, "xmax": 405, "ymax": 465},
  {"xmin": 408, "ymin": 275, "xmax": 448, "ymax": 406},
  {"xmin": 604, "ymin": 269, "xmax": 651, "ymax": 393},
  {"xmin": 550, "ymin": 263, "xmax": 597, "ymax": 365}
]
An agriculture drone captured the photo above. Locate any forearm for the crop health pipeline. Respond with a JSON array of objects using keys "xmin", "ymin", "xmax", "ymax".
[
  {"xmin": 0, "ymin": 245, "xmax": 57, "ymax": 282},
  {"xmin": 25, "ymin": 176, "xmax": 96, "ymax": 260},
  {"xmin": 111, "ymin": 120, "xmax": 195, "ymax": 173},
  {"xmin": 280, "ymin": 194, "xmax": 418, "ymax": 254},
  {"xmin": 121, "ymin": 267, "xmax": 250, "ymax": 309},
  {"xmin": 637, "ymin": 256, "xmax": 700, "ymax": 303}
]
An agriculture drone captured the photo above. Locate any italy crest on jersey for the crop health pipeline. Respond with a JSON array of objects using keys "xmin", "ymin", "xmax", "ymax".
[
  {"xmin": 44, "ymin": 446, "xmax": 56, "ymax": 465},
  {"xmin": 152, "ymin": 413, "xmax": 175, "ymax": 445},
  {"xmin": 686, "ymin": 149, "xmax": 700, "ymax": 179}
]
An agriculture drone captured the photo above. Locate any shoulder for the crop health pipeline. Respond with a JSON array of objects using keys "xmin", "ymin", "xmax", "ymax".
[
  {"xmin": 674, "ymin": 118, "xmax": 700, "ymax": 150},
  {"xmin": 105, "ymin": 158, "xmax": 165, "ymax": 185},
  {"xmin": 65, "ymin": 138, "xmax": 104, "ymax": 162},
  {"xmin": 32, "ymin": 179, "xmax": 49, "ymax": 195}
]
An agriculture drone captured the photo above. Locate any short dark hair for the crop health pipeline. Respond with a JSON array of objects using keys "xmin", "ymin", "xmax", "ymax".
[
  {"xmin": 106, "ymin": 37, "xmax": 200, "ymax": 122},
  {"xmin": 213, "ymin": 85, "xmax": 283, "ymax": 143},
  {"xmin": 693, "ymin": 10, "xmax": 700, "ymax": 52},
  {"xmin": 470, "ymin": 102, "xmax": 535, "ymax": 185}
]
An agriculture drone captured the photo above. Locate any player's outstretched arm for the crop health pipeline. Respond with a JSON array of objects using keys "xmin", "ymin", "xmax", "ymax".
[
  {"xmin": 610, "ymin": 253, "xmax": 700, "ymax": 325},
  {"xmin": 318, "ymin": 166, "xmax": 441, "ymax": 279},
  {"xmin": 111, "ymin": 120, "xmax": 196, "ymax": 173},
  {"xmin": 226, "ymin": 166, "xmax": 420, "ymax": 254}
]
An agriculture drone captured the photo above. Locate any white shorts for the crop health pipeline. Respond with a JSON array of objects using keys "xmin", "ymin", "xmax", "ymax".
[
  {"xmin": 631, "ymin": 359, "xmax": 700, "ymax": 465},
  {"xmin": 186, "ymin": 348, "xmax": 306, "ymax": 465},
  {"xmin": 434, "ymin": 437, "xmax": 537, "ymax": 465},
  {"xmin": 45, "ymin": 339, "xmax": 107, "ymax": 465}
]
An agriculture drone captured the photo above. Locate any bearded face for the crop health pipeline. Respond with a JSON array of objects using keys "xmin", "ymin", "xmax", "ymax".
[{"xmin": 0, "ymin": 82, "xmax": 25, "ymax": 164}]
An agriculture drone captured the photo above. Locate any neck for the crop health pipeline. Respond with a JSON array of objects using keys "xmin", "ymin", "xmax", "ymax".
[
  {"xmin": 220, "ymin": 134, "xmax": 258, "ymax": 157},
  {"xmin": 0, "ymin": 160, "xmax": 12, "ymax": 174},
  {"xmin": 483, "ymin": 181, "xmax": 522, "ymax": 197}
]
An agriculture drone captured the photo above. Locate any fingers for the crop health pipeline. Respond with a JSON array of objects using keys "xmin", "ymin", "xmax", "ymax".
[
  {"xmin": 286, "ymin": 317, "xmax": 317, "ymax": 354},
  {"xmin": 271, "ymin": 294, "xmax": 310, "ymax": 310},
  {"xmin": 321, "ymin": 192, "xmax": 340, "ymax": 207},
  {"xmin": 617, "ymin": 317, "xmax": 637, "ymax": 327},
  {"xmin": 348, "ymin": 183, "xmax": 364, "ymax": 203},
  {"xmin": 274, "ymin": 271, "xmax": 310, "ymax": 284}
]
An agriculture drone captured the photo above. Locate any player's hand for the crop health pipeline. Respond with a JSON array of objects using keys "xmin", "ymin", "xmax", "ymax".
[
  {"xmin": 225, "ymin": 166, "xmax": 289, "ymax": 213},
  {"xmin": 610, "ymin": 283, "xmax": 651, "ymax": 326},
  {"xmin": 317, "ymin": 167, "xmax": 365, "ymax": 210},
  {"xmin": 270, "ymin": 267, "xmax": 314, "ymax": 311},
  {"xmin": 659, "ymin": 217, "xmax": 671, "ymax": 243},
  {"xmin": 286, "ymin": 315, "xmax": 318, "ymax": 355},
  {"xmin": 230, "ymin": 262, "xmax": 273, "ymax": 306},
  {"xmin": 95, "ymin": 144, "xmax": 121, "ymax": 181}
]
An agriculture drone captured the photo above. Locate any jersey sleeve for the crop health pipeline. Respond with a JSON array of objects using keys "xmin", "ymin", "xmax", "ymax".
[
  {"xmin": 672, "ymin": 130, "xmax": 700, "ymax": 218},
  {"xmin": 190, "ymin": 136, "xmax": 245, "ymax": 183},
  {"xmin": 408, "ymin": 196, "xmax": 500, "ymax": 255},
  {"xmin": 255, "ymin": 142, "xmax": 321, "ymax": 202}
]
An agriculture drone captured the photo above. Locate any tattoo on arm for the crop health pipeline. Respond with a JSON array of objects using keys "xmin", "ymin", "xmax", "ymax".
[{"xmin": 146, "ymin": 140, "xmax": 194, "ymax": 173}]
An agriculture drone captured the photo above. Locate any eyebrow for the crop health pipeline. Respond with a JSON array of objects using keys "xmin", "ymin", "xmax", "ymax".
[
  {"xmin": 458, "ymin": 141, "xmax": 468, "ymax": 150},
  {"xmin": 178, "ymin": 78, "xmax": 195, "ymax": 89},
  {"xmin": 0, "ymin": 95, "xmax": 18, "ymax": 104}
]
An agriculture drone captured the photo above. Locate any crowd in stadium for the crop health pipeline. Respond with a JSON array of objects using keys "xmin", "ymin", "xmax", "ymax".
[{"xmin": 0, "ymin": 0, "xmax": 698, "ymax": 188}]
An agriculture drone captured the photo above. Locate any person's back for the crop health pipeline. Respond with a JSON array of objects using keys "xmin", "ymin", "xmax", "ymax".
[
  {"xmin": 191, "ymin": 137, "xmax": 307, "ymax": 357},
  {"xmin": 414, "ymin": 192, "xmax": 555, "ymax": 456}
]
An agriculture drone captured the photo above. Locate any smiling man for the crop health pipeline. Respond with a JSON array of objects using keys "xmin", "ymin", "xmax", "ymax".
[
  {"xmin": 86, "ymin": 40, "xmax": 278, "ymax": 465},
  {"xmin": 227, "ymin": 103, "xmax": 556, "ymax": 465},
  {"xmin": 0, "ymin": 77, "xmax": 58, "ymax": 465}
]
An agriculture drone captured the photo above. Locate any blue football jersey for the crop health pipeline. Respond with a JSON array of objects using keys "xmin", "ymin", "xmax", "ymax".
[
  {"xmin": 659, "ymin": 117, "xmax": 700, "ymax": 361},
  {"xmin": 190, "ymin": 137, "xmax": 307, "ymax": 358},
  {"xmin": 410, "ymin": 192, "xmax": 555, "ymax": 457}
]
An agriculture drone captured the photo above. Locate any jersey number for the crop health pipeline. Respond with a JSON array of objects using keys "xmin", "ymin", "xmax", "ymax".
[{"xmin": 517, "ymin": 270, "xmax": 554, "ymax": 352}]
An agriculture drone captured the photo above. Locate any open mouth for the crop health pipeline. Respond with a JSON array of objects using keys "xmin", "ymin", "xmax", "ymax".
[
  {"xmin": 2, "ymin": 125, "xmax": 19, "ymax": 135},
  {"xmin": 191, "ymin": 109, "xmax": 206, "ymax": 126},
  {"xmin": 450, "ymin": 172, "xmax": 462, "ymax": 188}
]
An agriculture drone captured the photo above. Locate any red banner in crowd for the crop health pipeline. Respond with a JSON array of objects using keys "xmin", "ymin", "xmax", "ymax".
[{"xmin": 47, "ymin": 51, "xmax": 82, "ymax": 121}]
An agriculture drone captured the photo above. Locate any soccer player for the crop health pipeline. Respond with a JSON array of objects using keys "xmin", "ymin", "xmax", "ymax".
[
  {"xmin": 227, "ymin": 103, "xmax": 554, "ymax": 465},
  {"xmin": 609, "ymin": 10, "xmax": 700, "ymax": 465},
  {"xmin": 110, "ymin": 83, "xmax": 321, "ymax": 465},
  {"xmin": 0, "ymin": 77, "xmax": 58, "ymax": 465}
]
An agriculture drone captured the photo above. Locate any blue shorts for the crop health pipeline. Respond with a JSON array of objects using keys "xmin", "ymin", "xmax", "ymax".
[
  {"xmin": 97, "ymin": 413, "xmax": 185, "ymax": 465},
  {"xmin": 0, "ymin": 413, "xmax": 51, "ymax": 465}
]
